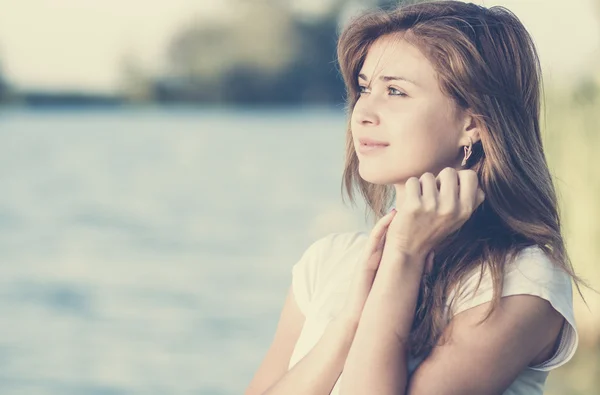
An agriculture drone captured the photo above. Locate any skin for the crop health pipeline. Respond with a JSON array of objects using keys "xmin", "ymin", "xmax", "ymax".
[{"xmin": 339, "ymin": 33, "xmax": 565, "ymax": 394}]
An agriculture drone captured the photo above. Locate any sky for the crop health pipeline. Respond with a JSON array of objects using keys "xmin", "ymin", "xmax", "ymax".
[{"xmin": 0, "ymin": 0, "xmax": 597, "ymax": 93}]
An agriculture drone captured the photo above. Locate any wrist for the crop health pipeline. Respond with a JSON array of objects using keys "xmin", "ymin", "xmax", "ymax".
[
  {"xmin": 383, "ymin": 246, "xmax": 429, "ymax": 262},
  {"xmin": 380, "ymin": 247, "xmax": 428, "ymax": 276},
  {"xmin": 370, "ymin": 250, "xmax": 427, "ymax": 302}
]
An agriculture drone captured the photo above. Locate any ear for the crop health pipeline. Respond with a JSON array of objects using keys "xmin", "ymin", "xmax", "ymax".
[{"xmin": 461, "ymin": 111, "xmax": 482, "ymax": 145}]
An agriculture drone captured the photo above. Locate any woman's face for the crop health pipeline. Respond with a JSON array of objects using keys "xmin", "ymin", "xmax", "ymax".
[{"xmin": 351, "ymin": 34, "xmax": 467, "ymax": 185}]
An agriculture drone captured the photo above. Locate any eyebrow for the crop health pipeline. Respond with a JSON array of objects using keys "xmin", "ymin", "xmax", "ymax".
[{"xmin": 358, "ymin": 73, "xmax": 419, "ymax": 87}]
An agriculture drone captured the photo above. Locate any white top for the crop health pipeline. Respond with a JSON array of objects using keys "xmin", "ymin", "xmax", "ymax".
[{"xmin": 288, "ymin": 231, "xmax": 578, "ymax": 395}]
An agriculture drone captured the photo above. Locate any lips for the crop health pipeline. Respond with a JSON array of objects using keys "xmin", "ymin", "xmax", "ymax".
[
  {"xmin": 358, "ymin": 137, "xmax": 389, "ymax": 146},
  {"xmin": 361, "ymin": 142, "xmax": 388, "ymax": 147},
  {"xmin": 358, "ymin": 143, "xmax": 388, "ymax": 154}
]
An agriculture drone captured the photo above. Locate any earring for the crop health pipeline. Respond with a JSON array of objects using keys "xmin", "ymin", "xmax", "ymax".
[{"xmin": 461, "ymin": 136, "xmax": 473, "ymax": 167}]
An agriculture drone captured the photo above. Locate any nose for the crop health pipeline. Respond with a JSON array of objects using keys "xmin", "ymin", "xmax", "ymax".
[{"xmin": 352, "ymin": 97, "xmax": 380, "ymax": 127}]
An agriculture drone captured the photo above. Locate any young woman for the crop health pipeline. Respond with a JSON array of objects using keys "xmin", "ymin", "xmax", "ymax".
[{"xmin": 245, "ymin": 1, "xmax": 587, "ymax": 394}]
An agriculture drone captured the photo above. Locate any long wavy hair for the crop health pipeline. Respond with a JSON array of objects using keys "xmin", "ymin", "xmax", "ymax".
[{"xmin": 337, "ymin": 0, "xmax": 590, "ymax": 357}]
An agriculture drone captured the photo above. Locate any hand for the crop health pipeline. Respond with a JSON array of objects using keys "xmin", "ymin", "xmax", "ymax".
[
  {"xmin": 384, "ymin": 167, "xmax": 485, "ymax": 265},
  {"xmin": 337, "ymin": 209, "xmax": 398, "ymax": 324}
]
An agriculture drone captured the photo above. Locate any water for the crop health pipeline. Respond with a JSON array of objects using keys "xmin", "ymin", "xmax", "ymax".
[{"xmin": 0, "ymin": 107, "xmax": 371, "ymax": 394}]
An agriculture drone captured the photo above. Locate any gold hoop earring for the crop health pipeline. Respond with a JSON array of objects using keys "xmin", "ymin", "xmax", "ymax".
[{"xmin": 461, "ymin": 136, "xmax": 473, "ymax": 167}]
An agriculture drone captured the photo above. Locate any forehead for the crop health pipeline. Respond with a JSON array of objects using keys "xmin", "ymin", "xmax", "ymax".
[{"xmin": 359, "ymin": 34, "xmax": 437, "ymax": 89}]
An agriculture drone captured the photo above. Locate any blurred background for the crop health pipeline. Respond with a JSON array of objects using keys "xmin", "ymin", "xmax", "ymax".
[{"xmin": 0, "ymin": 0, "xmax": 598, "ymax": 394}]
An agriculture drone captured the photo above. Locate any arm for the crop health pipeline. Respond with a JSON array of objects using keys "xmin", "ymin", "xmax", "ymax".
[
  {"xmin": 338, "ymin": 250, "xmax": 564, "ymax": 395},
  {"xmin": 339, "ymin": 248, "xmax": 424, "ymax": 395},
  {"xmin": 245, "ymin": 285, "xmax": 359, "ymax": 395},
  {"xmin": 262, "ymin": 316, "xmax": 358, "ymax": 395},
  {"xmin": 405, "ymin": 293, "xmax": 564, "ymax": 394},
  {"xmin": 249, "ymin": 219, "xmax": 398, "ymax": 395}
]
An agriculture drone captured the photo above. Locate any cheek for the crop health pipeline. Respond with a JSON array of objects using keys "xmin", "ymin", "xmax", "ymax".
[
  {"xmin": 419, "ymin": 98, "xmax": 457, "ymax": 133},
  {"xmin": 388, "ymin": 104, "xmax": 459, "ymax": 169},
  {"xmin": 390, "ymin": 105, "xmax": 451, "ymax": 145}
]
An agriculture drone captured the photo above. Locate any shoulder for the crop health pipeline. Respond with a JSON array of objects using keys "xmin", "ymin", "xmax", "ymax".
[
  {"xmin": 305, "ymin": 230, "xmax": 369, "ymax": 259},
  {"xmin": 447, "ymin": 245, "xmax": 578, "ymax": 371},
  {"xmin": 293, "ymin": 230, "xmax": 368, "ymax": 275},
  {"xmin": 450, "ymin": 245, "xmax": 573, "ymax": 310},
  {"xmin": 503, "ymin": 246, "xmax": 575, "ymax": 309},
  {"xmin": 291, "ymin": 230, "xmax": 368, "ymax": 316},
  {"xmin": 506, "ymin": 245, "xmax": 570, "ymax": 281}
]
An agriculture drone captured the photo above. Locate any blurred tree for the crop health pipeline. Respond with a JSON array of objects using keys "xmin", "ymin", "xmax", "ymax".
[
  {"xmin": 159, "ymin": 0, "xmax": 300, "ymax": 103},
  {"xmin": 0, "ymin": 53, "xmax": 9, "ymax": 103},
  {"xmin": 571, "ymin": 75, "xmax": 599, "ymax": 108},
  {"xmin": 118, "ymin": 49, "xmax": 154, "ymax": 103}
]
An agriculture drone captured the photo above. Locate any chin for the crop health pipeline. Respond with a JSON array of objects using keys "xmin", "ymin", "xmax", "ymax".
[
  {"xmin": 358, "ymin": 163, "xmax": 395, "ymax": 185},
  {"xmin": 358, "ymin": 160, "xmax": 419, "ymax": 185}
]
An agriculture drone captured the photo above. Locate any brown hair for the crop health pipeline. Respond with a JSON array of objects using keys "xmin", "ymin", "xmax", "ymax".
[{"xmin": 336, "ymin": 0, "xmax": 591, "ymax": 357}]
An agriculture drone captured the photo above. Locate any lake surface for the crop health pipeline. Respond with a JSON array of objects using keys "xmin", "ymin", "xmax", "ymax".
[{"xmin": 0, "ymin": 107, "xmax": 372, "ymax": 394}]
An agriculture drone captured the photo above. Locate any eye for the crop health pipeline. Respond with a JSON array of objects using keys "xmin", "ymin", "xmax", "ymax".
[
  {"xmin": 388, "ymin": 86, "xmax": 407, "ymax": 97},
  {"xmin": 357, "ymin": 85, "xmax": 369, "ymax": 94}
]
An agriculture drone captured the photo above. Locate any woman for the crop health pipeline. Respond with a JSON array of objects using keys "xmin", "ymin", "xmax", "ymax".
[{"xmin": 245, "ymin": 1, "xmax": 588, "ymax": 394}]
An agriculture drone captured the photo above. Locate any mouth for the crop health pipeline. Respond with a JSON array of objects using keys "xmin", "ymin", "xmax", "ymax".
[
  {"xmin": 361, "ymin": 143, "xmax": 389, "ymax": 147},
  {"xmin": 358, "ymin": 143, "xmax": 389, "ymax": 154}
]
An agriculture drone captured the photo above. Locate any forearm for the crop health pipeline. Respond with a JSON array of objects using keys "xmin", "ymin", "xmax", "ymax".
[
  {"xmin": 340, "ymin": 249, "xmax": 425, "ymax": 395},
  {"xmin": 262, "ymin": 317, "xmax": 358, "ymax": 395}
]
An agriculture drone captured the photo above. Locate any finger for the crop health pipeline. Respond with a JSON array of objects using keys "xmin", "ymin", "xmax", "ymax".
[
  {"xmin": 437, "ymin": 167, "xmax": 458, "ymax": 203},
  {"xmin": 365, "ymin": 210, "xmax": 396, "ymax": 253},
  {"xmin": 457, "ymin": 170, "xmax": 479, "ymax": 213},
  {"xmin": 424, "ymin": 251, "xmax": 435, "ymax": 274},
  {"xmin": 476, "ymin": 187, "xmax": 486, "ymax": 208},
  {"xmin": 419, "ymin": 172, "xmax": 438, "ymax": 207},
  {"xmin": 360, "ymin": 210, "xmax": 397, "ymax": 273},
  {"xmin": 405, "ymin": 176, "xmax": 422, "ymax": 201}
]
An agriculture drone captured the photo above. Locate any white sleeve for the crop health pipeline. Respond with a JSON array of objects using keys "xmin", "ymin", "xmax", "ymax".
[
  {"xmin": 291, "ymin": 234, "xmax": 335, "ymax": 317},
  {"xmin": 449, "ymin": 246, "xmax": 579, "ymax": 371}
]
